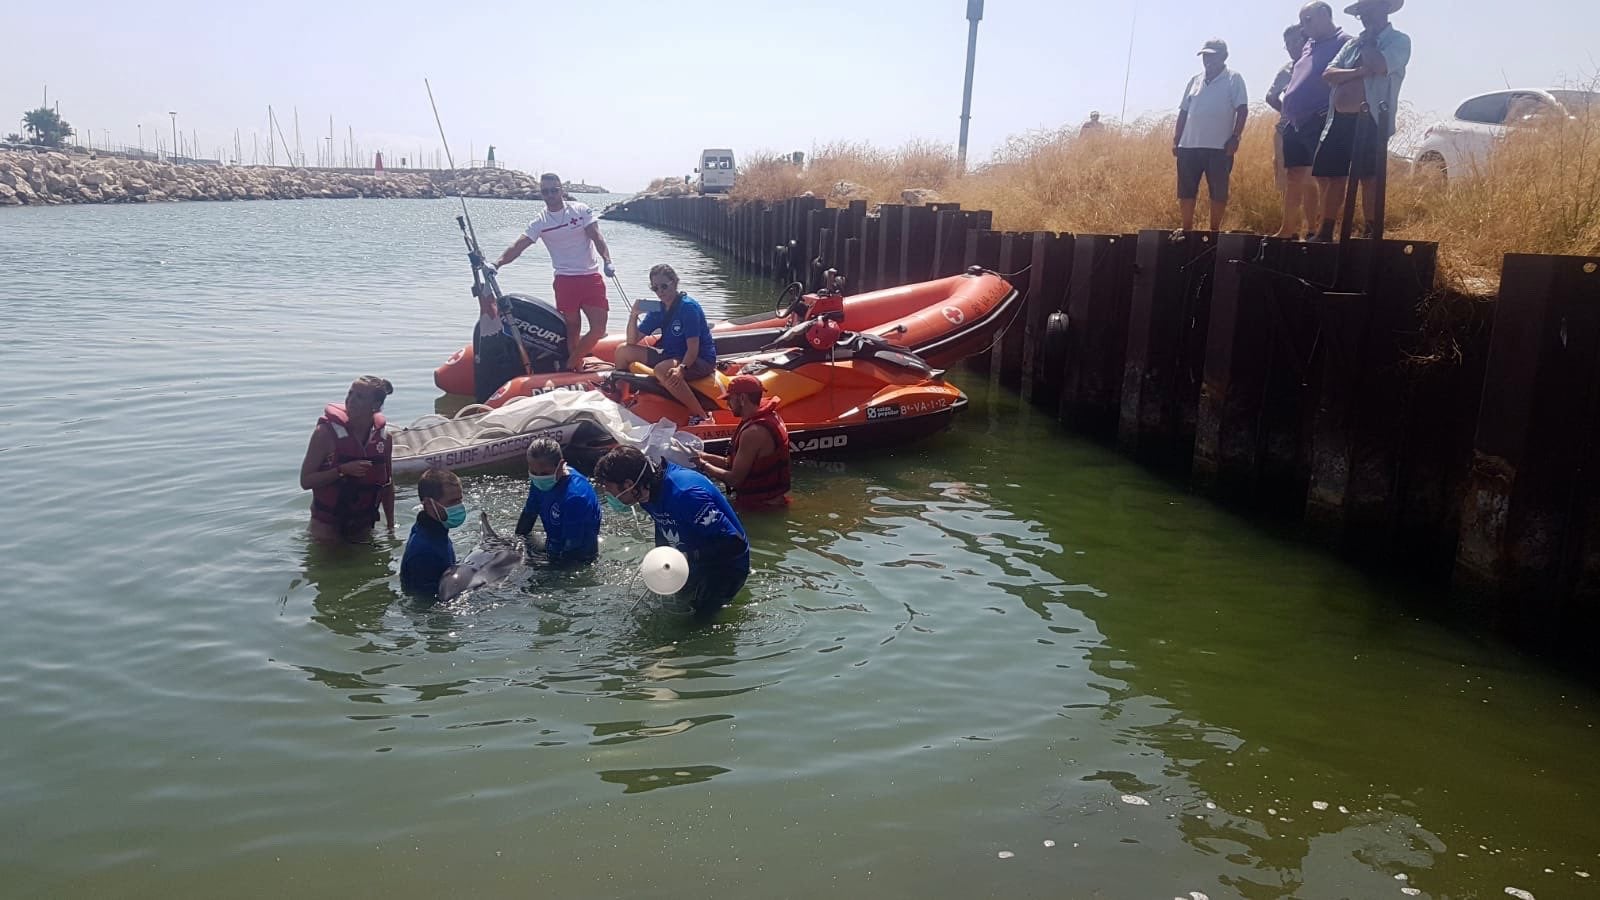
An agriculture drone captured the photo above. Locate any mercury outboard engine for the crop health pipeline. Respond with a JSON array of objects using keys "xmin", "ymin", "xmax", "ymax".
[{"xmin": 472, "ymin": 293, "xmax": 569, "ymax": 402}]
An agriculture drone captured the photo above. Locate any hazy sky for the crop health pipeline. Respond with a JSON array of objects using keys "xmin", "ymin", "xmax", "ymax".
[{"xmin": 4, "ymin": 0, "xmax": 1594, "ymax": 190}]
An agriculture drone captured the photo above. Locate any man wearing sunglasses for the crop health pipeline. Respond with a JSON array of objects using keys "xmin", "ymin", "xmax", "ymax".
[{"xmin": 492, "ymin": 172, "xmax": 616, "ymax": 371}]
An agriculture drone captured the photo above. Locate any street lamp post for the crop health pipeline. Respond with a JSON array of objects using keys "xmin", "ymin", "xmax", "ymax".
[
  {"xmin": 957, "ymin": 0, "xmax": 984, "ymax": 174},
  {"xmin": 137, "ymin": 123, "xmax": 143, "ymax": 155},
  {"xmin": 168, "ymin": 111, "xmax": 178, "ymax": 163}
]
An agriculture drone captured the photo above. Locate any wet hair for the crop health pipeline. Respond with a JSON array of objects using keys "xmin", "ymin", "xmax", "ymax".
[
  {"xmin": 648, "ymin": 263, "xmax": 679, "ymax": 285},
  {"xmin": 594, "ymin": 446, "xmax": 660, "ymax": 494},
  {"xmin": 417, "ymin": 467, "xmax": 461, "ymax": 502},
  {"xmin": 540, "ymin": 172, "xmax": 561, "ymax": 184},
  {"xmin": 526, "ymin": 437, "xmax": 564, "ymax": 467},
  {"xmin": 352, "ymin": 375, "xmax": 394, "ymax": 410}
]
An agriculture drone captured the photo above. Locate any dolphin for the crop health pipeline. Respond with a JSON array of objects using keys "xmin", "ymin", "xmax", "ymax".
[{"xmin": 437, "ymin": 513, "xmax": 523, "ymax": 602}]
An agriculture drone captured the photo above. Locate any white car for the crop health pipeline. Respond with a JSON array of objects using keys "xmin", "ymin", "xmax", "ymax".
[{"xmin": 1414, "ymin": 88, "xmax": 1598, "ymax": 179}]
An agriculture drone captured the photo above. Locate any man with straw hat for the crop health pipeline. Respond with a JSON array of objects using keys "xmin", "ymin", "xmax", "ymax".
[{"xmin": 1309, "ymin": 0, "xmax": 1411, "ymax": 241}]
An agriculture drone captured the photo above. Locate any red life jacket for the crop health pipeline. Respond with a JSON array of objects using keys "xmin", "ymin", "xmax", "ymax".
[
  {"xmin": 730, "ymin": 399, "xmax": 791, "ymax": 509},
  {"xmin": 310, "ymin": 403, "xmax": 391, "ymax": 530}
]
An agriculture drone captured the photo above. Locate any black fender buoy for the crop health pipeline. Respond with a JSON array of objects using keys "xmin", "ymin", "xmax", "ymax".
[{"xmin": 1043, "ymin": 311, "xmax": 1070, "ymax": 374}]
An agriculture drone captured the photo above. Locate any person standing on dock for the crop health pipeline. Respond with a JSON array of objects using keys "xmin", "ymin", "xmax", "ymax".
[
  {"xmin": 492, "ymin": 173, "xmax": 617, "ymax": 371},
  {"xmin": 1173, "ymin": 39, "xmax": 1250, "ymax": 232},
  {"xmin": 1276, "ymin": 2, "xmax": 1351, "ymax": 240},
  {"xmin": 1266, "ymin": 23, "xmax": 1308, "ymax": 236},
  {"xmin": 1309, "ymin": 0, "xmax": 1410, "ymax": 241},
  {"xmin": 697, "ymin": 375, "xmax": 792, "ymax": 511}
]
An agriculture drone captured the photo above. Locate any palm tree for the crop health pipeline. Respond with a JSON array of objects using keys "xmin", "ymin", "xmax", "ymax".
[{"xmin": 21, "ymin": 107, "xmax": 74, "ymax": 147}]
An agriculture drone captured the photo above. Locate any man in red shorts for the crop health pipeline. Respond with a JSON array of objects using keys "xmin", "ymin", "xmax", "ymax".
[{"xmin": 492, "ymin": 172, "xmax": 616, "ymax": 370}]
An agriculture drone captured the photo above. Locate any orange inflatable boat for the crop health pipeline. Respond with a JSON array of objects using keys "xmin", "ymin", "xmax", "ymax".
[{"xmin": 434, "ymin": 269, "xmax": 1018, "ymax": 405}]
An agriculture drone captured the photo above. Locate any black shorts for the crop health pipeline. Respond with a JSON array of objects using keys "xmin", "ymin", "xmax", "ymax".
[
  {"xmin": 1313, "ymin": 112, "xmax": 1384, "ymax": 179},
  {"xmin": 683, "ymin": 562, "xmax": 749, "ymax": 620},
  {"xmin": 645, "ymin": 348, "xmax": 716, "ymax": 380},
  {"xmin": 1282, "ymin": 113, "xmax": 1326, "ymax": 169},
  {"xmin": 1176, "ymin": 147, "xmax": 1234, "ymax": 202}
]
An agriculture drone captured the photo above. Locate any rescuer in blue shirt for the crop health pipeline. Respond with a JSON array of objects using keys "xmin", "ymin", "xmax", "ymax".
[
  {"xmin": 594, "ymin": 446, "xmax": 749, "ymax": 620},
  {"xmin": 514, "ymin": 437, "xmax": 601, "ymax": 566},
  {"xmin": 612, "ymin": 264, "xmax": 720, "ymax": 423},
  {"xmin": 400, "ymin": 468, "xmax": 464, "ymax": 597}
]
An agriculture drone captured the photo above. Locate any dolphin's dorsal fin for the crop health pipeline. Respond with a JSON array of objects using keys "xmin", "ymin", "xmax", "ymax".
[{"xmin": 479, "ymin": 512, "xmax": 502, "ymax": 542}]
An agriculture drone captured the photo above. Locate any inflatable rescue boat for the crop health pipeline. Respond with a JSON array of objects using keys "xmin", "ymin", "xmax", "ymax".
[{"xmin": 434, "ymin": 269, "xmax": 1017, "ymax": 405}]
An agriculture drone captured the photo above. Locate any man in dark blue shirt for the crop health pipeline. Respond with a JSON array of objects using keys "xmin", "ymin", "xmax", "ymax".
[
  {"xmin": 400, "ymin": 468, "xmax": 465, "ymax": 598},
  {"xmin": 514, "ymin": 437, "xmax": 601, "ymax": 566},
  {"xmin": 595, "ymin": 446, "xmax": 749, "ymax": 620},
  {"xmin": 612, "ymin": 263, "xmax": 719, "ymax": 422}
]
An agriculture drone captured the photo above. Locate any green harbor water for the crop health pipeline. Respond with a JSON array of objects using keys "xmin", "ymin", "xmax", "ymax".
[{"xmin": 2, "ymin": 198, "xmax": 1597, "ymax": 899}]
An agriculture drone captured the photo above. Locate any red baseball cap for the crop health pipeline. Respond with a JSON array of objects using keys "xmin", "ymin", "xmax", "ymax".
[{"xmin": 720, "ymin": 374, "xmax": 765, "ymax": 398}]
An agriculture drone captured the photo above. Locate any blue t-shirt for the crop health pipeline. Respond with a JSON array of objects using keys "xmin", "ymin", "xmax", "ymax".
[
  {"xmin": 638, "ymin": 293, "xmax": 717, "ymax": 367},
  {"xmin": 515, "ymin": 472, "xmax": 602, "ymax": 565},
  {"xmin": 400, "ymin": 515, "xmax": 456, "ymax": 597},
  {"xmin": 640, "ymin": 462, "xmax": 749, "ymax": 573}
]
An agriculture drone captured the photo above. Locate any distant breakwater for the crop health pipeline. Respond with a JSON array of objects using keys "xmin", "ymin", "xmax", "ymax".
[{"xmin": 0, "ymin": 150, "xmax": 607, "ymax": 207}]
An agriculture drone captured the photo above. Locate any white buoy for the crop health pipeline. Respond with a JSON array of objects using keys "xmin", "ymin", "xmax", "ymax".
[{"xmin": 641, "ymin": 546, "xmax": 690, "ymax": 594}]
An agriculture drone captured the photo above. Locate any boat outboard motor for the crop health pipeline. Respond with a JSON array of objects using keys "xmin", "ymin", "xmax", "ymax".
[{"xmin": 472, "ymin": 294, "xmax": 570, "ymax": 402}]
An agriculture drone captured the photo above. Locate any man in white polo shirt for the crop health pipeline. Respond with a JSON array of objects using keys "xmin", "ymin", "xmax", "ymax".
[
  {"xmin": 1172, "ymin": 39, "xmax": 1250, "ymax": 232},
  {"xmin": 492, "ymin": 172, "xmax": 617, "ymax": 371}
]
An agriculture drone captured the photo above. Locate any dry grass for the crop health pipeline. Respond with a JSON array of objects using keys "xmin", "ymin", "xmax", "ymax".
[
  {"xmin": 730, "ymin": 102, "xmax": 1600, "ymax": 294},
  {"xmin": 730, "ymin": 139, "xmax": 959, "ymax": 208}
]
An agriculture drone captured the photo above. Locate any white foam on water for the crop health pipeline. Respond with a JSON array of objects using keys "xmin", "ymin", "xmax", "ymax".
[
  {"xmin": 1395, "ymin": 873, "xmax": 1409, "ymax": 881},
  {"xmin": 1312, "ymin": 801, "xmax": 1329, "ymax": 811},
  {"xmin": 1042, "ymin": 840, "xmax": 1055, "ymax": 848},
  {"xmin": 1190, "ymin": 892, "xmax": 1211, "ymax": 900},
  {"xmin": 1121, "ymin": 794, "xmax": 1150, "ymax": 806},
  {"xmin": 997, "ymin": 851, "xmax": 1014, "ymax": 859},
  {"xmin": 1402, "ymin": 888, "xmax": 1421, "ymax": 896},
  {"xmin": 1339, "ymin": 805, "xmax": 1350, "ymax": 814},
  {"xmin": 1505, "ymin": 888, "xmax": 1536, "ymax": 900},
  {"xmin": 1267, "ymin": 808, "xmax": 1278, "ymax": 816},
  {"xmin": 1205, "ymin": 801, "xmax": 1216, "ymax": 810},
  {"xmin": 1576, "ymin": 871, "xmax": 1590, "ymax": 878}
]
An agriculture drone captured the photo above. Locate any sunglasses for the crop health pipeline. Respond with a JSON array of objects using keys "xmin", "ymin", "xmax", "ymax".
[
  {"xmin": 540, "ymin": 187, "xmax": 562, "ymax": 194},
  {"xmin": 651, "ymin": 283, "xmax": 676, "ymax": 292}
]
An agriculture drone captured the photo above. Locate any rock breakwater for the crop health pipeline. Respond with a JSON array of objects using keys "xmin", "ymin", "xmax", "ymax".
[{"xmin": 0, "ymin": 150, "xmax": 606, "ymax": 207}]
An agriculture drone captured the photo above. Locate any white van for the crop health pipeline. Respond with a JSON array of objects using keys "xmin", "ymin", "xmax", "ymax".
[{"xmin": 697, "ymin": 149, "xmax": 736, "ymax": 194}]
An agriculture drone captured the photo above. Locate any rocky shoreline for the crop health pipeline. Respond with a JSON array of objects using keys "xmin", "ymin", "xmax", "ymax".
[{"xmin": 0, "ymin": 150, "xmax": 608, "ymax": 207}]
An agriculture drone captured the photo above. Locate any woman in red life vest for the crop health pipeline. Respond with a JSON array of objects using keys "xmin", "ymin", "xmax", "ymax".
[
  {"xmin": 698, "ymin": 375, "xmax": 791, "ymax": 510},
  {"xmin": 299, "ymin": 376, "xmax": 396, "ymax": 542}
]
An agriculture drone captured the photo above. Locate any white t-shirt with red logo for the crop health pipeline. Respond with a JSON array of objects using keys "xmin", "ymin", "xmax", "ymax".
[{"xmin": 523, "ymin": 202, "xmax": 600, "ymax": 276}]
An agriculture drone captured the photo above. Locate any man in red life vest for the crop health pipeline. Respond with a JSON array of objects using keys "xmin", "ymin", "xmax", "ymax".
[
  {"xmin": 697, "ymin": 375, "xmax": 791, "ymax": 510},
  {"xmin": 298, "ymin": 376, "xmax": 396, "ymax": 542}
]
